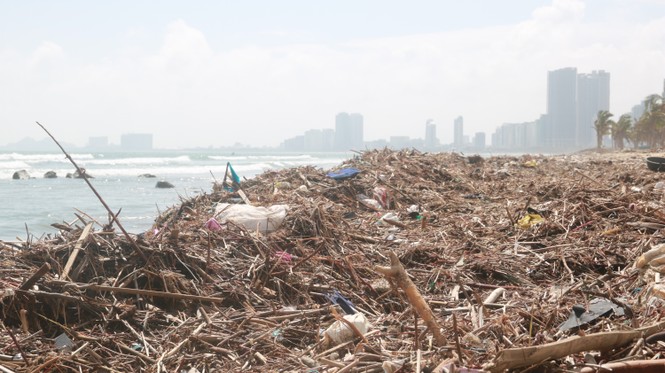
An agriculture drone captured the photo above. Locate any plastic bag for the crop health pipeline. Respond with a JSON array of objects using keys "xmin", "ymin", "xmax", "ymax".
[
  {"xmin": 323, "ymin": 313, "xmax": 369, "ymax": 346},
  {"xmin": 214, "ymin": 203, "xmax": 288, "ymax": 233}
]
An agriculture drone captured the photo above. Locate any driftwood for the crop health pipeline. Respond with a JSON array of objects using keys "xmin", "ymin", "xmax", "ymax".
[
  {"xmin": 488, "ymin": 320, "xmax": 665, "ymax": 372},
  {"xmin": 61, "ymin": 222, "xmax": 93, "ymax": 281},
  {"xmin": 375, "ymin": 250, "xmax": 447, "ymax": 346}
]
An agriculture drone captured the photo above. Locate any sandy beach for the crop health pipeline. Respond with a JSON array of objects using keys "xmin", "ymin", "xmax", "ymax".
[{"xmin": 2, "ymin": 148, "xmax": 665, "ymax": 372}]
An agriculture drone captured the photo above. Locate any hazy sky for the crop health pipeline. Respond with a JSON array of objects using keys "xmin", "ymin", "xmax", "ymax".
[{"xmin": 1, "ymin": 0, "xmax": 664, "ymax": 149}]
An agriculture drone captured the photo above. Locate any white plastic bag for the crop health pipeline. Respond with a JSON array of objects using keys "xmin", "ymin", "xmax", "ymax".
[
  {"xmin": 214, "ymin": 203, "xmax": 288, "ymax": 233},
  {"xmin": 323, "ymin": 313, "xmax": 370, "ymax": 346}
]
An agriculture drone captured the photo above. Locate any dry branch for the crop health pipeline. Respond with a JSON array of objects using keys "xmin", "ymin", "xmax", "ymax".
[{"xmin": 375, "ymin": 251, "xmax": 447, "ymax": 346}]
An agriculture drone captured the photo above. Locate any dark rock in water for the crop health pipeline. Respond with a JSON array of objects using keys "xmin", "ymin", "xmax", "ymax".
[
  {"xmin": 12, "ymin": 170, "xmax": 31, "ymax": 180},
  {"xmin": 139, "ymin": 173, "xmax": 157, "ymax": 178},
  {"xmin": 44, "ymin": 171, "xmax": 58, "ymax": 178},
  {"xmin": 156, "ymin": 181, "xmax": 175, "ymax": 189},
  {"xmin": 66, "ymin": 169, "xmax": 93, "ymax": 179}
]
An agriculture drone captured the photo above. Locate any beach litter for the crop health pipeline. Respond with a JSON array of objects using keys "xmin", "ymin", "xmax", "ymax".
[{"xmin": 3, "ymin": 148, "xmax": 665, "ymax": 371}]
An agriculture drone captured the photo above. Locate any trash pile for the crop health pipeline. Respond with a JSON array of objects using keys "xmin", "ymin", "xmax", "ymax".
[{"xmin": 3, "ymin": 148, "xmax": 665, "ymax": 372}]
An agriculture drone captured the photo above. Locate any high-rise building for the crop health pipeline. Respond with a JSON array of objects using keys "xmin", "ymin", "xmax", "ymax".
[
  {"xmin": 322, "ymin": 129, "xmax": 335, "ymax": 151},
  {"xmin": 577, "ymin": 70, "xmax": 610, "ymax": 148},
  {"xmin": 334, "ymin": 112, "xmax": 364, "ymax": 150},
  {"xmin": 472, "ymin": 132, "xmax": 485, "ymax": 149},
  {"xmin": 304, "ymin": 129, "xmax": 324, "ymax": 151},
  {"xmin": 334, "ymin": 112, "xmax": 351, "ymax": 150},
  {"xmin": 632, "ymin": 103, "xmax": 645, "ymax": 121},
  {"xmin": 492, "ymin": 121, "xmax": 541, "ymax": 149},
  {"xmin": 425, "ymin": 119, "xmax": 437, "ymax": 148},
  {"xmin": 282, "ymin": 135, "xmax": 305, "ymax": 151},
  {"xmin": 546, "ymin": 67, "xmax": 578, "ymax": 149},
  {"xmin": 454, "ymin": 116, "xmax": 464, "ymax": 147},
  {"xmin": 349, "ymin": 113, "xmax": 364, "ymax": 149}
]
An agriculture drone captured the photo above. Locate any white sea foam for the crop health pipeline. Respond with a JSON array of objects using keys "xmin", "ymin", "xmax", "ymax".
[
  {"xmin": 0, "ymin": 153, "xmax": 94, "ymax": 161},
  {"xmin": 83, "ymin": 155, "xmax": 192, "ymax": 166}
]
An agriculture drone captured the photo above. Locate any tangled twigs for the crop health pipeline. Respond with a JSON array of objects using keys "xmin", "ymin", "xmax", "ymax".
[
  {"xmin": 375, "ymin": 250, "xmax": 447, "ymax": 346},
  {"xmin": 36, "ymin": 121, "xmax": 148, "ymax": 262}
]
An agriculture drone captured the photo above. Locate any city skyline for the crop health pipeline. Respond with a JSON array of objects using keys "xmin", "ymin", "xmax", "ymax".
[{"xmin": 1, "ymin": 1, "xmax": 663, "ymax": 149}]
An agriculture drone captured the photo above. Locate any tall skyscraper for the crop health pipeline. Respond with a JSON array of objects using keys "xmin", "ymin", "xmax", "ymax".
[
  {"xmin": 349, "ymin": 113, "xmax": 364, "ymax": 149},
  {"xmin": 425, "ymin": 119, "xmax": 437, "ymax": 148},
  {"xmin": 577, "ymin": 70, "xmax": 610, "ymax": 148},
  {"xmin": 454, "ymin": 116, "xmax": 464, "ymax": 147},
  {"xmin": 334, "ymin": 112, "xmax": 364, "ymax": 150},
  {"xmin": 546, "ymin": 67, "xmax": 578, "ymax": 149}
]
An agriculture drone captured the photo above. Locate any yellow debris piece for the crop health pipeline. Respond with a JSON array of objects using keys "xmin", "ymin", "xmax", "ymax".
[
  {"xmin": 523, "ymin": 160, "xmax": 538, "ymax": 168},
  {"xmin": 517, "ymin": 213, "xmax": 544, "ymax": 229}
]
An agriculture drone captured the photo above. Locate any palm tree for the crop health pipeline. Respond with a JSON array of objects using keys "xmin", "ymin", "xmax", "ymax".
[
  {"xmin": 611, "ymin": 113, "xmax": 632, "ymax": 149},
  {"xmin": 637, "ymin": 94, "xmax": 665, "ymax": 148},
  {"xmin": 593, "ymin": 110, "xmax": 613, "ymax": 149}
]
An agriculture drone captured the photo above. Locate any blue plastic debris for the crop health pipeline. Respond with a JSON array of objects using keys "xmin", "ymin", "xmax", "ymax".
[
  {"xmin": 326, "ymin": 290, "xmax": 356, "ymax": 314},
  {"xmin": 326, "ymin": 168, "xmax": 361, "ymax": 180}
]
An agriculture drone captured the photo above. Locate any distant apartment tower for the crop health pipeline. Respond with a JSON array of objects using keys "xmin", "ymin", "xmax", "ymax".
[
  {"xmin": 282, "ymin": 135, "xmax": 305, "ymax": 151},
  {"xmin": 472, "ymin": 132, "xmax": 486, "ymax": 149},
  {"xmin": 322, "ymin": 129, "xmax": 335, "ymax": 150},
  {"xmin": 304, "ymin": 130, "xmax": 324, "ymax": 151},
  {"xmin": 546, "ymin": 67, "xmax": 578, "ymax": 149},
  {"xmin": 121, "ymin": 133, "xmax": 153, "ymax": 151},
  {"xmin": 577, "ymin": 70, "xmax": 610, "ymax": 148},
  {"xmin": 334, "ymin": 112, "xmax": 364, "ymax": 150},
  {"xmin": 424, "ymin": 119, "xmax": 437, "ymax": 148},
  {"xmin": 632, "ymin": 103, "xmax": 645, "ymax": 121},
  {"xmin": 454, "ymin": 116, "xmax": 464, "ymax": 147},
  {"xmin": 492, "ymin": 122, "xmax": 538, "ymax": 149}
]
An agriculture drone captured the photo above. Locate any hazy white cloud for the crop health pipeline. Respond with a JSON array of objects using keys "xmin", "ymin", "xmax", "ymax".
[
  {"xmin": 1, "ymin": 0, "xmax": 664, "ymax": 148},
  {"xmin": 29, "ymin": 41, "xmax": 65, "ymax": 67}
]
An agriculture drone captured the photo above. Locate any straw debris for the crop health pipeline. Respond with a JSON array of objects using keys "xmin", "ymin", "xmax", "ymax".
[{"xmin": 2, "ymin": 148, "xmax": 665, "ymax": 372}]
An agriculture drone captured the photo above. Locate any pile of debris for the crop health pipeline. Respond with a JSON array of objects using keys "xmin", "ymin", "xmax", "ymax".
[{"xmin": 3, "ymin": 148, "xmax": 665, "ymax": 372}]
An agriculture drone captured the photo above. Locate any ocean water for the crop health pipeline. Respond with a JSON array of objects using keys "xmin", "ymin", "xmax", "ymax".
[{"xmin": 0, "ymin": 150, "xmax": 351, "ymax": 241}]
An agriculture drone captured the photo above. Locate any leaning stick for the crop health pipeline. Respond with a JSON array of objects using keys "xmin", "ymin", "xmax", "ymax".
[
  {"xmin": 375, "ymin": 251, "xmax": 447, "ymax": 346},
  {"xmin": 36, "ymin": 122, "xmax": 148, "ymax": 261}
]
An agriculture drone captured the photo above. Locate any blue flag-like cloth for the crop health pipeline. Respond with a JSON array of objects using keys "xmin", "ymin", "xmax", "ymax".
[
  {"xmin": 224, "ymin": 162, "xmax": 241, "ymax": 191},
  {"xmin": 326, "ymin": 290, "xmax": 356, "ymax": 315}
]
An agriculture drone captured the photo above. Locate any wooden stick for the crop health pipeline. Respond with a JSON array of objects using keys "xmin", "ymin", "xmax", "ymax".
[
  {"xmin": 375, "ymin": 251, "xmax": 447, "ymax": 346},
  {"xmin": 36, "ymin": 122, "xmax": 148, "ymax": 262},
  {"xmin": 452, "ymin": 313, "xmax": 463, "ymax": 365},
  {"xmin": 87, "ymin": 284, "xmax": 225, "ymax": 303},
  {"xmin": 61, "ymin": 223, "xmax": 93, "ymax": 281},
  {"xmin": 488, "ymin": 319, "xmax": 665, "ymax": 372},
  {"xmin": 19, "ymin": 262, "xmax": 51, "ymax": 290},
  {"xmin": 50, "ymin": 281, "xmax": 225, "ymax": 303},
  {"xmin": 2, "ymin": 322, "xmax": 29, "ymax": 365}
]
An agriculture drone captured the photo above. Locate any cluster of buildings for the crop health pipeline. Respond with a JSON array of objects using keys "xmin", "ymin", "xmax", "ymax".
[
  {"xmin": 82, "ymin": 71, "xmax": 655, "ymax": 153},
  {"xmin": 281, "ymin": 68, "xmax": 617, "ymax": 153},
  {"xmin": 492, "ymin": 68, "xmax": 610, "ymax": 151},
  {"xmin": 281, "ymin": 112, "xmax": 364, "ymax": 151}
]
